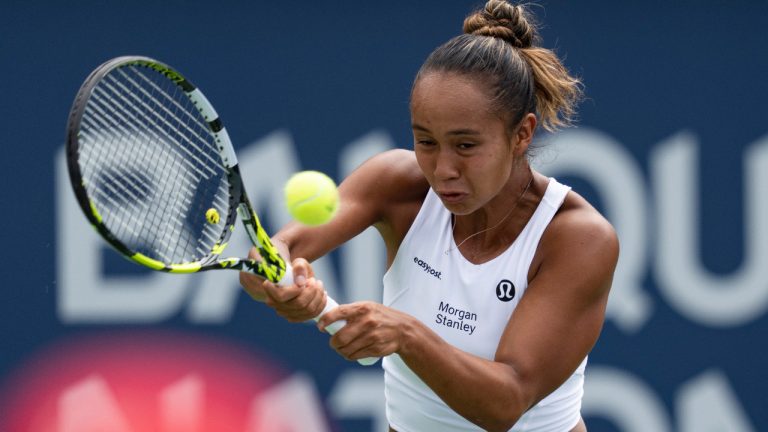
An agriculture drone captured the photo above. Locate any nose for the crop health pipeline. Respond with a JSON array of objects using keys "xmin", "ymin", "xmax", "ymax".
[{"xmin": 433, "ymin": 148, "xmax": 460, "ymax": 181}]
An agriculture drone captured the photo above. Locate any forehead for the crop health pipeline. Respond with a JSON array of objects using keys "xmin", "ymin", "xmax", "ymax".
[{"xmin": 411, "ymin": 72, "xmax": 499, "ymax": 127}]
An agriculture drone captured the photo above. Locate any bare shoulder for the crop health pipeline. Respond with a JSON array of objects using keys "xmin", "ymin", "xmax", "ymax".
[
  {"xmin": 347, "ymin": 149, "xmax": 427, "ymax": 203},
  {"xmin": 532, "ymin": 190, "xmax": 619, "ymax": 295},
  {"xmin": 341, "ymin": 149, "xmax": 428, "ymax": 221},
  {"xmin": 342, "ymin": 149, "xmax": 429, "ymax": 258},
  {"xmin": 550, "ymin": 191, "xmax": 618, "ymax": 249}
]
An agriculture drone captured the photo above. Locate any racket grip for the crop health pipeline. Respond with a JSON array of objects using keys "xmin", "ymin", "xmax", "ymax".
[{"xmin": 280, "ymin": 264, "xmax": 380, "ymax": 366}]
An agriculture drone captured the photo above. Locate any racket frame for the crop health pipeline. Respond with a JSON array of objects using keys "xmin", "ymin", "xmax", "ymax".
[
  {"xmin": 66, "ymin": 56, "xmax": 379, "ymax": 365},
  {"xmin": 66, "ymin": 56, "xmax": 287, "ymax": 282}
]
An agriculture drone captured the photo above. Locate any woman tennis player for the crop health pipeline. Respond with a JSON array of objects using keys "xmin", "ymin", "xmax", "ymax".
[{"xmin": 241, "ymin": 1, "xmax": 618, "ymax": 430}]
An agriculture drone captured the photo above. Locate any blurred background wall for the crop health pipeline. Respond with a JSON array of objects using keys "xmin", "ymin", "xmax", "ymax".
[{"xmin": 1, "ymin": 1, "xmax": 766, "ymax": 430}]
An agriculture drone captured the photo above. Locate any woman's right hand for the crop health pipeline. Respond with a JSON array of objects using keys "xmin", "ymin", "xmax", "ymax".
[{"xmin": 239, "ymin": 249, "xmax": 328, "ymax": 323}]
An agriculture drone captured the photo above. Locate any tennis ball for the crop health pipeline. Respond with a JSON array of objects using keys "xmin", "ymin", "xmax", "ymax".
[
  {"xmin": 206, "ymin": 208, "xmax": 220, "ymax": 224},
  {"xmin": 284, "ymin": 171, "xmax": 339, "ymax": 226}
]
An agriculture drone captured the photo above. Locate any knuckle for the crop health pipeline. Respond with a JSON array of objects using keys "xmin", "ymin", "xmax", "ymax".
[
  {"xmin": 364, "ymin": 318, "xmax": 378, "ymax": 331},
  {"xmin": 297, "ymin": 297, "xmax": 312, "ymax": 311},
  {"xmin": 357, "ymin": 302, "xmax": 372, "ymax": 314},
  {"xmin": 366, "ymin": 329, "xmax": 380, "ymax": 345},
  {"xmin": 329, "ymin": 335, "xmax": 342, "ymax": 350},
  {"xmin": 275, "ymin": 289, "xmax": 295, "ymax": 303}
]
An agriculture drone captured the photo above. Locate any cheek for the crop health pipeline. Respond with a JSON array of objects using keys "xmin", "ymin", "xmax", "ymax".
[
  {"xmin": 470, "ymin": 158, "xmax": 512, "ymax": 199},
  {"xmin": 479, "ymin": 151, "xmax": 512, "ymax": 180},
  {"xmin": 414, "ymin": 151, "xmax": 429, "ymax": 172},
  {"xmin": 414, "ymin": 151, "xmax": 437, "ymax": 184}
]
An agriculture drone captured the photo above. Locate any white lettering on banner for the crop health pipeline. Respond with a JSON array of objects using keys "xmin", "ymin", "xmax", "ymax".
[
  {"xmin": 339, "ymin": 131, "xmax": 394, "ymax": 302},
  {"xmin": 56, "ymin": 147, "xmax": 189, "ymax": 323},
  {"xmin": 53, "ymin": 367, "xmax": 759, "ymax": 432},
  {"xmin": 59, "ymin": 128, "xmax": 768, "ymax": 326},
  {"xmin": 327, "ymin": 370, "xmax": 387, "ymax": 432},
  {"xmin": 246, "ymin": 373, "xmax": 331, "ymax": 432},
  {"xmin": 56, "ymin": 128, "xmax": 767, "ymax": 430},
  {"xmin": 535, "ymin": 129, "xmax": 651, "ymax": 334},
  {"xmin": 56, "ymin": 373, "xmax": 330, "ymax": 432},
  {"xmin": 583, "ymin": 366, "xmax": 757, "ymax": 432},
  {"xmin": 583, "ymin": 367, "xmax": 672, "ymax": 432},
  {"xmin": 653, "ymin": 132, "xmax": 768, "ymax": 327},
  {"xmin": 56, "ymin": 131, "xmax": 347, "ymax": 323},
  {"xmin": 159, "ymin": 375, "xmax": 204, "ymax": 432},
  {"xmin": 58, "ymin": 375, "xmax": 134, "ymax": 432},
  {"xmin": 677, "ymin": 370, "xmax": 757, "ymax": 432}
]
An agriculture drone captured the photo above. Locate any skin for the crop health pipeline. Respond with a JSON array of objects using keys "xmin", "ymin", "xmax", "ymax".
[{"xmin": 240, "ymin": 72, "xmax": 617, "ymax": 432}]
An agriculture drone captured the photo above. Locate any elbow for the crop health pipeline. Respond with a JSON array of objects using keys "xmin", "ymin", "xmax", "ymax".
[
  {"xmin": 480, "ymin": 410, "xmax": 524, "ymax": 432},
  {"xmin": 472, "ymin": 378, "xmax": 532, "ymax": 431},
  {"xmin": 481, "ymin": 422, "xmax": 515, "ymax": 432},
  {"xmin": 469, "ymin": 396, "xmax": 529, "ymax": 432}
]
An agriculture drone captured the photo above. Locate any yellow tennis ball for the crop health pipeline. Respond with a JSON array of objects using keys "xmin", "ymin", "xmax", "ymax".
[
  {"xmin": 206, "ymin": 208, "xmax": 220, "ymax": 224},
  {"xmin": 284, "ymin": 171, "xmax": 339, "ymax": 226}
]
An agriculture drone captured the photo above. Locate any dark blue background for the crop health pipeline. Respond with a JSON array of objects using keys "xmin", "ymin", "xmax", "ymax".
[{"xmin": 1, "ymin": 1, "xmax": 766, "ymax": 430}]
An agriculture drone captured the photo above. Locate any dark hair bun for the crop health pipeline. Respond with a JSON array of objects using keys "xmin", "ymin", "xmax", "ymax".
[{"xmin": 462, "ymin": 0, "xmax": 538, "ymax": 48}]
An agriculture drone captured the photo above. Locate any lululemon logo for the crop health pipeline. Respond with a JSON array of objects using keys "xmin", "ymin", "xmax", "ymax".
[{"xmin": 496, "ymin": 280, "xmax": 515, "ymax": 302}]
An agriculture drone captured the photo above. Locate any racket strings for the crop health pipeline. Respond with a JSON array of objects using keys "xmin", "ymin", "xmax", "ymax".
[
  {"xmin": 78, "ymin": 64, "xmax": 231, "ymax": 264},
  {"xmin": 110, "ymin": 70, "xmax": 222, "ymax": 177},
  {"xmin": 81, "ymin": 92, "xmax": 201, "ymax": 259}
]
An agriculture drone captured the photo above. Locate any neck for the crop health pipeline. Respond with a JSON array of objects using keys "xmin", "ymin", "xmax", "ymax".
[{"xmin": 449, "ymin": 169, "xmax": 536, "ymax": 254}]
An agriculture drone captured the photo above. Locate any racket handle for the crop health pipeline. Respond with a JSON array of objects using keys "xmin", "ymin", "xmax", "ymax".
[{"xmin": 280, "ymin": 264, "xmax": 380, "ymax": 366}]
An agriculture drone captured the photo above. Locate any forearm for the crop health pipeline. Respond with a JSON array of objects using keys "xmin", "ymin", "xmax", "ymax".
[
  {"xmin": 274, "ymin": 212, "xmax": 369, "ymax": 263},
  {"xmin": 398, "ymin": 319, "xmax": 532, "ymax": 431}
]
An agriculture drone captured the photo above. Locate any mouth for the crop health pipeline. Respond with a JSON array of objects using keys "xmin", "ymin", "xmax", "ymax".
[{"xmin": 437, "ymin": 191, "xmax": 467, "ymax": 204}]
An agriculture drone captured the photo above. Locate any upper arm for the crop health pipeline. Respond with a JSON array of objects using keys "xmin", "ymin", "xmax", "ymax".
[
  {"xmin": 276, "ymin": 149, "xmax": 428, "ymax": 262},
  {"xmin": 494, "ymin": 204, "xmax": 619, "ymax": 408}
]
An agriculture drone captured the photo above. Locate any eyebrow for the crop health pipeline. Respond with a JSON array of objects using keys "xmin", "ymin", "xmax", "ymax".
[{"xmin": 411, "ymin": 124, "xmax": 482, "ymax": 136}]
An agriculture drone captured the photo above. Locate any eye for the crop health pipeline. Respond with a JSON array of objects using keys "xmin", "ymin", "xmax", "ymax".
[
  {"xmin": 415, "ymin": 139, "xmax": 436, "ymax": 147},
  {"xmin": 457, "ymin": 142, "xmax": 476, "ymax": 150}
]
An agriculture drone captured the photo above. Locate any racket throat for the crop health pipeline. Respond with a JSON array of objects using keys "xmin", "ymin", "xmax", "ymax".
[{"xmin": 236, "ymin": 203, "xmax": 288, "ymax": 282}]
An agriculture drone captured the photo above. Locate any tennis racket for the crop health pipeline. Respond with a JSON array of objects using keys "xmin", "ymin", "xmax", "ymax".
[{"xmin": 65, "ymin": 55, "xmax": 378, "ymax": 366}]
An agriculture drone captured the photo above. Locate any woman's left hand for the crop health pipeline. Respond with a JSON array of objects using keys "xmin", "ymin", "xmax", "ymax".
[{"xmin": 317, "ymin": 301, "xmax": 414, "ymax": 362}]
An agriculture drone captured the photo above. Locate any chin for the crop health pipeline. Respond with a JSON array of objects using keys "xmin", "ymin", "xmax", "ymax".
[{"xmin": 441, "ymin": 200, "xmax": 474, "ymax": 216}]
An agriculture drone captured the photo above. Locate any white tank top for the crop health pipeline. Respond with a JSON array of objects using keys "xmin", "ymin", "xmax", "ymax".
[{"xmin": 382, "ymin": 178, "xmax": 586, "ymax": 432}]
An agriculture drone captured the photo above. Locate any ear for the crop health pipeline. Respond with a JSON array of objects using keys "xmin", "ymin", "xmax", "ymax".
[{"xmin": 512, "ymin": 113, "xmax": 537, "ymax": 157}]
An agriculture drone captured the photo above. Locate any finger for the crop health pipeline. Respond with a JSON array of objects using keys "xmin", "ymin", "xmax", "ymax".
[
  {"xmin": 294, "ymin": 278, "xmax": 327, "ymax": 316},
  {"xmin": 276, "ymin": 280, "xmax": 320, "ymax": 312},
  {"xmin": 247, "ymin": 247, "xmax": 262, "ymax": 260},
  {"xmin": 262, "ymin": 279, "xmax": 301, "ymax": 304},
  {"xmin": 239, "ymin": 272, "xmax": 267, "ymax": 301},
  {"xmin": 281, "ymin": 290, "xmax": 324, "ymax": 322},
  {"xmin": 261, "ymin": 281, "xmax": 280, "ymax": 307},
  {"xmin": 290, "ymin": 257, "xmax": 315, "ymax": 287},
  {"xmin": 238, "ymin": 270, "xmax": 262, "ymax": 290},
  {"xmin": 329, "ymin": 325, "xmax": 387, "ymax": 362},
  {"xmin": 329, "ymin": 317, "xmax": 398, "ymax": 362},
  {"xmin": 306, "ymin": 280, "xmax": 327, "ymax": 319},
  {"xmin": 336, "ymin": 338, "xmax": 381, "ymax": 362},
  {"xmin": 316, "ymin": 303, "xmax": 353, "ymax": 331}
]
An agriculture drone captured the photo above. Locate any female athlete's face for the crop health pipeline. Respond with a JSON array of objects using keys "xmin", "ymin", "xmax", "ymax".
[{"xmin": 411, "ymin": 72, "xmax": 530, "ymax": 215}]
